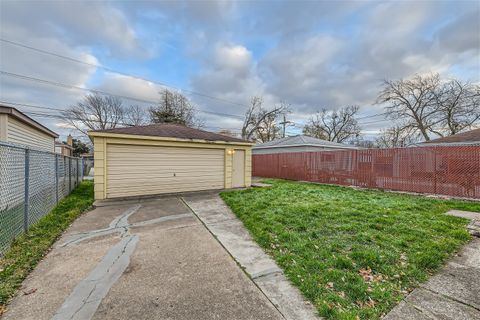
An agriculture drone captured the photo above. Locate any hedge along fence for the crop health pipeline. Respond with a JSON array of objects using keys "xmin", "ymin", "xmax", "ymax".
[{"xmin": 252, "ymin": 145, "xmax": 480, "ymax": 199}]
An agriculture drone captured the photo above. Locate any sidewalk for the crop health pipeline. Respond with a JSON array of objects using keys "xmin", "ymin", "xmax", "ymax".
[
  {"xmin": 384, "ymin": 210, "xmax": 480, "ymax": 320},
  {"xmin": 183, "ymin": 193, "xmax": 320, "ymax": 320}
]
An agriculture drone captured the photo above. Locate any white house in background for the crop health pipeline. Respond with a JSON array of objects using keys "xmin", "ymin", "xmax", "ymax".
[
  {"xmin": 252, "ymin": 135, "xmax": 358, "ymax": 155},
  {"xmin": 0, "ymin": 105, "xmax": 58, "ymax": 152}
]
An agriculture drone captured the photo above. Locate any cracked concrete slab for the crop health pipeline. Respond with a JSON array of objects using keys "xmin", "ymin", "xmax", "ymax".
[
  {"xmin": 92, "ymin": 223, "xmax": 282, "ymax": 320},
  {"xmin": 422, "ymin": 263, "xmax": 480, "ymax": 310},
  {"xmin": 58, "ymin": 204, "xmax": 142, "ymax": 248},
  {"xmin": 3, "ymin": 196, "xmax": 286, "ymax": 320},
  {"xmin": 183, "ymin": 193, "xmax": 320, "ymax": 320},
  {"xmin": 407, "ymin": 288, "xmax": 479, "ymax": 319},
  {"xmin": 384, "ymin": 238, "xmax": 480, "ymax": 320},
  {"xmin": 2, "ymin": 236, "xmax": 119, "ymax": 320},
  {"xmin": 52, "ymin": 235, "xmax": 139, "ymax": 320},
  {"xmin": 383, "ymin": 300, "xmax": 434, "ymax": 320}
]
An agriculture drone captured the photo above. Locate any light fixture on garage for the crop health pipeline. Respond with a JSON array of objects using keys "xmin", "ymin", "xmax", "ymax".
[{"xmin": 227, "ymin": 149, "xmax": 235, "ymax": 155}]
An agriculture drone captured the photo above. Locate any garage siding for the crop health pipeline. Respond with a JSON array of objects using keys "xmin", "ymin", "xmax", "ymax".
[
  {"xmin": 6, "ymin": 116, "xmax": 55, "ymax": 152},
  {"xmin": 106, "ymin": 144, "xmax": 225, "ymax": 198}
]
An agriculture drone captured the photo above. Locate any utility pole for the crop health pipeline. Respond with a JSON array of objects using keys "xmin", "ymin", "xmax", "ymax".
[{"xmin": 279, "ymin": 113, "xmax": 293, "ymax": 138}]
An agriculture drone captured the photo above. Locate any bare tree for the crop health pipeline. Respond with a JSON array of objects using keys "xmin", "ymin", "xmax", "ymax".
[
  {"xmin": 349, "ymin": 136, "xmax": 377, "ymax": 148},
  {"xmin": 125, "ymin": 105, "xmax": 149, "ymax": 126},
  {"xmin": 255, "ymin": 112, "xmax": 282, "ymax": 143},
  {"xmin": 62, "ymin": 94, "xmax": 125, "ymax": 140},
  {"xmin": 217, "ymin": 129, "xmax": 239, "ymax": 138},
  {"xmin": 376, "ymin": 125, "xmax": 418, "ymax": 148},
  {"xmin": 435, "ymin": 79, "xmax": 480, "ymax": 135},
  {"xmin": 303, "ymin": 106, "xmax": 361, "ymax": 143},
  {"xmin": 149, "ymin": 89, "xmax": 201, "ymax": 127},
  {"xmin": 377, "ymin": 73, "xmax": 441, "ymax": 141},
  {"xmin": 241, "ymin": 96, "xmax": 286, "ymax": 141}
]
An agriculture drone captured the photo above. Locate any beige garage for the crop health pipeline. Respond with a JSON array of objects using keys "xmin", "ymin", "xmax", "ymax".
[{"xmin": 89, "ymin": 123, "xmax": 253, "ymax": 200}]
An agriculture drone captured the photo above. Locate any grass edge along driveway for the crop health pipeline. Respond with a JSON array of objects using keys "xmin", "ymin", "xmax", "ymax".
[
  {"xmin": 0, "ymin": 181, "xmax": 94, "ymax": 313},
  {"xmin": 220, "ymin": 179, "xmax": 480, "ymax": 320}
]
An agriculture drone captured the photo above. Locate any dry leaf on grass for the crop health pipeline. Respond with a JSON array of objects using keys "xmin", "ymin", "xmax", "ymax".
[{"xmin": 359, "ymin": 268, "xmax": 373, "ymax": 282}]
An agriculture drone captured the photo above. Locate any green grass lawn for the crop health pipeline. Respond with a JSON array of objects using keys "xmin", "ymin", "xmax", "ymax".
[
  {"xmin": 0, "ymin": 181, "xmax": 94, "ymax": 312},
  {"xmin": 220, "ymin": 179, "xmax": 480, "ymax": 320}
]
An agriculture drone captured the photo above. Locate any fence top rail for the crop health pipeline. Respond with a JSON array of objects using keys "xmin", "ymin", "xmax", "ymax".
[
  {"xmin": 253, "ymin": 144, "xmax": 480, "ymax": 155},
  {"xmin": 0, "ymin": 141, "xmax": 82, "ymax": 159}
]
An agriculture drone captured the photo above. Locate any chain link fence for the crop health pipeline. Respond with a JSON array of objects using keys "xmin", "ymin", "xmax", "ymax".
[
  {"xmin": 0, "ymin": 142, "xmax": 84, "ymax": 255},
  {"xmin": 253, "ymin": 145, "xmax": 480, "ymax": 199}
]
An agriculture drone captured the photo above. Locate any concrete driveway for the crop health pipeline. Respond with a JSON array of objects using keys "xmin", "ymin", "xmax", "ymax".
[{"xmin": 3, "ymin": 195, "xmax": 285, "ymax": 320}]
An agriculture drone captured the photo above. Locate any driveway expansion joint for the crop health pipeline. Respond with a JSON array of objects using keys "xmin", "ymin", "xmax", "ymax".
[
  {"xmin": 182, "ymin": 195, "xmax": 320, "ymax": 320},
  {"xmin": 251, "ymin": 268, "xmax": 283, "ymax": 280},
  {"xmin": 52, "ymin": 205, "xmax": 198, "ymax": 320}
]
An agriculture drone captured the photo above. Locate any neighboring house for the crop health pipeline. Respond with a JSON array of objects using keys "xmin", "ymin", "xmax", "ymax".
[
  {"xmin": 55, "ymin": 135, "xmax": 74, "ymax": 156},
  {"xmin": 0, "ymin": 105, "xmax": 58, "ymax": 152},
  {"xmin": 88, "ymin": 123, "xmax": 254, "ymax": 200},
  {"xmin": 420, "ymin": 128, "xmax": 480, "ymax": 146},
  {"xmin": 253, "ymin": 135, "xmax": 358, "ymax": 155}
]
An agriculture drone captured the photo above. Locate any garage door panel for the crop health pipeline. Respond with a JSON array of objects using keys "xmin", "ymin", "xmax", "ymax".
[
  {"xmin": 107, "ymin": 181, "xmax": 224, "ymax": 193},
  {"xmin": 107, "ymin": 175, "xmax": 224, "ymax": 187},
  {"xmin": 108, "ymin": 148, "xmax": 224, "ymax": 154},
  {"xmin": 107, "ymin": 153, "xmax": 224, "ymax": 160},
  {"xmin": 106, "ymin": 144, "xmax": 225, "ymax": 198},
  {"xmin": 107, "ymin": 161, "xmax": 223, "ymax": 168},
  {"xmin": 107, "ymin": 171, "xmax": 223, "ymax": 180},
  {"xmin": 107, "ymin": 182, "xmax": 225, "ymax": 198}
]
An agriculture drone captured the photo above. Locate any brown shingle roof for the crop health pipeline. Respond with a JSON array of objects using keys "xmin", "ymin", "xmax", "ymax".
[
  {"xmin": 90, "ymin": 123, "xmax": 250, "ymax": 143},
  {"xmin": 424, "ymin": 128, "xmax": 480, "ymax": 144}
]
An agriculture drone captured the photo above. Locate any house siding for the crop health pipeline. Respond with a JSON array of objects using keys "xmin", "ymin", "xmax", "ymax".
[
  {"xmin": 0, "ymin": 114, "xmax": 7, "ymax": 141},
  {"xmin": 6, "ymin": 116, "xmax": 55, "ymax": 152}
]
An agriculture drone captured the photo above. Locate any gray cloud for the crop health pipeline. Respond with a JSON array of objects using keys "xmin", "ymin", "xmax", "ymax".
[
  {"xmin": 0, "ymin": 0, "xmax": 478, "ymax": 139},
  {"xmin": 1, "ymin": 1, "xmax": 141, "ymax": 56}
]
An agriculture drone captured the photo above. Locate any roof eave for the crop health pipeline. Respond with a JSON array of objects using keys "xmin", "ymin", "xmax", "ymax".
[
  {"xmin": 253, "ymin": 143, "xmax": 357, "ymax": 150},
  {"xmin": 416, "ymin": 141, "xmax": 480, "ymax": 147},
  {"xmin": 0, "ymin": 105, "xmax": 59, "ymax": 138},
  {"xmin": 88, "ymin": 131, "xmax": 254, "ymax": 146}
]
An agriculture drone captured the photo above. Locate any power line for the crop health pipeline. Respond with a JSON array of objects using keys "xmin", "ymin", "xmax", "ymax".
[
  {"xmin": 356, "ymin": 111, "xmax": 389, "ymax": 120},
  {"xmin": 0, "ymin": 38, "xmax": 250, "ymax": 109},
  {"xmin": 0, "ymin": 70, "xmax": 245, "ymax": 119},
  {"xmin": 0, "ymin": 100, "xmax": 242, "ymax": 133},
  {"xmin": 357, "ymin": 118, "xmax": 391, "ymax": 125},
  {"xmin": 1, "ymin": 38, "xmax": 390, "ymax": 121}
]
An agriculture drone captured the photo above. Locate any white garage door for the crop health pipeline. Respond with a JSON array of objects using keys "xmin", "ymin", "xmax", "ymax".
[{"xmin": 106, "ymin": 144, "xmax": 225, "ymax": 198}]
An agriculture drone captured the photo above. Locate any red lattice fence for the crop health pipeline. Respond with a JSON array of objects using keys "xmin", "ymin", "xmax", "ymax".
[{"xmin": 252, "ymin": 146, "xmax": 480, "ymax": 199}]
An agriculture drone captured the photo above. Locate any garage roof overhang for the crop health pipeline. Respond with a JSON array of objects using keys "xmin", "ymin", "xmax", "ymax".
[
  {"xmin": 88, "ymin": 131, "xmax": 254, "ymax": 146},
  {"xmin": 0, "ymin": 105, "xmax": 59, "ymax": 138}
]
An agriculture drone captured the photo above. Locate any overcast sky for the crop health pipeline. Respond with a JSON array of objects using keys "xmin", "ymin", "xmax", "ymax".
[{"xmin": 0, "ymin": 0, "xmax": 479, "ymax": 141}]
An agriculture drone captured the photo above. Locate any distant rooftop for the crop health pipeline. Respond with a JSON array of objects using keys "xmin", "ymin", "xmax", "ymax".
[
  {"xmin": 0, "ymin": 104, "xmax": 58, "ymax": 138},
  {"xmin": 253, "ymin": 135, "xmax": 357, "ymax": 149},
  {"xmin": 89, "ymin": 123, "xmax": 251, "ymax": 144},
  {"xmin": 423, "ymin": 128, "xmax": 480, "ymax": 146}
]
